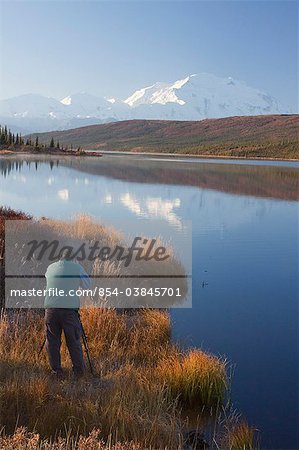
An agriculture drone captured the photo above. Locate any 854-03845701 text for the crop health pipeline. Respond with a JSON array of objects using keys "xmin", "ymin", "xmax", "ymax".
[
  {"xmin": 9, "ymin": 286, "xmax": 184, "ymax": 299},
  {"xmin": 5, "ymin": 219, "xmax": 192, "ymax": 309}
]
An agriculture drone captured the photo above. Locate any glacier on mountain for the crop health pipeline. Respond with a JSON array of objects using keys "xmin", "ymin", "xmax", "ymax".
[{"xmin": 0, "ymin": 73, "xmax": 290, "ymax": 133}]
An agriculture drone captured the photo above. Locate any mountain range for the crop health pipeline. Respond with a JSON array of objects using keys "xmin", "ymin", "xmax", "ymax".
[{"xmin": 0, "ymin": 73, "xmax": 290, "ymax": 133}]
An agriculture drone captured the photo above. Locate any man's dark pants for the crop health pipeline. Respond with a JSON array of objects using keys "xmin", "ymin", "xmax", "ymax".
[{"xmin": 45, "ymin": 308, "xmax": 85, "ymax": 376}]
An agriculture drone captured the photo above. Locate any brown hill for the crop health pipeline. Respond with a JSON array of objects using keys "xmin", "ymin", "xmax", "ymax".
[{"xmin": 34, "ymin": 115, "xmax": 299, "ymax": 159}]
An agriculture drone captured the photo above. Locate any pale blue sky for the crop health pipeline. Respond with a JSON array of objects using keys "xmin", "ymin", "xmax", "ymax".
[{"xmin": 0, "ymin": 1, "xmax": 297, "ymax": 110}]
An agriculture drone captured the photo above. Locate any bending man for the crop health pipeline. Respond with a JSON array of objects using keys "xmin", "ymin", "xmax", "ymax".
[{"xmin": 44, "ymin": 250, "xmax": 91, "ymax": 378}]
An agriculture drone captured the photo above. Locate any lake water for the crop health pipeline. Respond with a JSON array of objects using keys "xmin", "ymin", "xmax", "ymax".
[{"xmin": 0, "ymin": 155, "xmax": 298, "ymax": 449}]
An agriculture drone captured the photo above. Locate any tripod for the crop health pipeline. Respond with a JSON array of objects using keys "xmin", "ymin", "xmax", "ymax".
[{"xmin": 78, "ymin": 313, "xmax": 94, "ymax": 375}]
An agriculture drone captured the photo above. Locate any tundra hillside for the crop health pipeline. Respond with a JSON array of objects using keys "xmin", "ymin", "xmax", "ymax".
[{"xmin": 34, "ymin": 115, "xmax": 299, "ymax": 159}]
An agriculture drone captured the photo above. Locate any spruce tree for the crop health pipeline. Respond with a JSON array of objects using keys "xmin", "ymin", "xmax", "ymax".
[
  {"xmin": 35, "ymin": 136, "xmax": 39, "ymax": 147},
  {"xmin": 16, "ymin": 133, "xmax": 19, "ymax": 145},
  {"xmin": 50, "ymin": 137, "xmax": 55, "ymax": 148},
  {"xmin": 0, "ymin": 128, "xmax": 5, "ymax": 145}
]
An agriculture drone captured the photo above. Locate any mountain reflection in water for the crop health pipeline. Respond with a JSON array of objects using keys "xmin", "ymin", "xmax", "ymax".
[{"xmin": 0, "ymin": 155, "xmax": 298, "ymax": 201}]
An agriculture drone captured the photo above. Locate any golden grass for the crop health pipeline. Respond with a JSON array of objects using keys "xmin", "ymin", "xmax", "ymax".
[
  {"xmin": 0, "ymin": 150, "xmax": 15, "ymax": 155},
  {"xmin": 0, "ymin": 214, "xmax": 256, "ymax": 448},
  {"xmin": 0, "ymin": 427, "xmax": 142, "ymax": 449},
  {"xmin": 44, "ymin": 214, "xmax": 122, "ymax": 245},
  {"xmin": 0, "ymin": 308, "xmax": 227, "ymax": 448},
  {"xmin": 224, "ymin": 421, "xmax": 258, "ymax": 450},
  {"xmin": 158, "ymin": 349, "xmax": 227, "ymax": 410}
]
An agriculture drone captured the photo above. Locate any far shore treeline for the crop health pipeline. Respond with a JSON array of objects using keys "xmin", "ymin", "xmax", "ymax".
[
  {"xmin": 0, "ymin": 124, "xmax": 85, "ymax": 154},
  {"xmin": 0, "ymin": 125, "xmax": 83, "ymax": 153},
  {"xmin": 0, "ymin": 124, "xmax": 62, "ymax": 150}
]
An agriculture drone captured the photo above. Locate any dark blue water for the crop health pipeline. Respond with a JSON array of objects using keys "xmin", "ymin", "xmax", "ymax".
[
  {"xmin": 0, "ymin": 155, "xmax": 298, "ymax": 448},
  {"xmin": 172, "ymin": 204, "xmax": 298, "ymax": 448}
]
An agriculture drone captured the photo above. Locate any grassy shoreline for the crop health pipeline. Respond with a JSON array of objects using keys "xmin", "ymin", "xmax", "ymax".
[
  {"xmin": 0, "ymin": 208, "xmax": 258, "ymax": 449},
  {"xmin": 0, "ymin": 146, "xmax": 102, "ymax": 157}
]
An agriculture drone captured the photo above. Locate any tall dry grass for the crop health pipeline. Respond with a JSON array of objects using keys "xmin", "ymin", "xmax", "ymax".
[
  {"xmin": 223, "ymin": 421, "xmax": 258, "ymax": 450},
  {"xmin": 158, "ymin": 349, "xmax": 227, "ymax": 410},
  {"xmin": 0, "ymin": 214, "xmax": 257, "ymax": 448},
  {"xmin": 0, "ymin": 427, "xmax": 143, "ymax": 449},
  {"xmin": 0, "ymin": 308, "xmax": 228, "ymax": 448}
]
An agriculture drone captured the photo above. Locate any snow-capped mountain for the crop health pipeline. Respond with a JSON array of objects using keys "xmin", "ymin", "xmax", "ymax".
[
  {"xmin": 0, "ymin": 73, "xmax": 289, "ymax": 133},
  {"xmin": 60, "ymin": 92, "xmax": 129, "ymax": 119},
  {"xmin": 124, "ymin": 74, "xmax": 285, "ymax": 120}
]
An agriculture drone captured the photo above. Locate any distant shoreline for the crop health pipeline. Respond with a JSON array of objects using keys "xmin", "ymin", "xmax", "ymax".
[
  {"xmin": 1, "ymin": 148, "xmax": 298, "ymax": 164},
  {"xmin": 0, "ymin": 147, "xmax": 102, "ymax": 157},
  {"xmin": 88, "ymin": 149, "xmax": 299, "ymax": 163}
]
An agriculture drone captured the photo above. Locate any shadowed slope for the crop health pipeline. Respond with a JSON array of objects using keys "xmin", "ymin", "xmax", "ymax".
[{"xmin": 34, "ymin": 115, "xmax": 299, "ymax": 159}]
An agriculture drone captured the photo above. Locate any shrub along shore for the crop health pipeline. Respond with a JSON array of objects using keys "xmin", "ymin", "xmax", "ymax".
[{"xmin": 0, "ymin": 208, "xmax": 257, "ymax": 449}]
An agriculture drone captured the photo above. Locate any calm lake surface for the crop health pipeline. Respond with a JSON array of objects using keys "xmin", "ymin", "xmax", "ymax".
[{"xmin": 0, "ymin": 155, "xmax": 298, "ymax": 449}]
